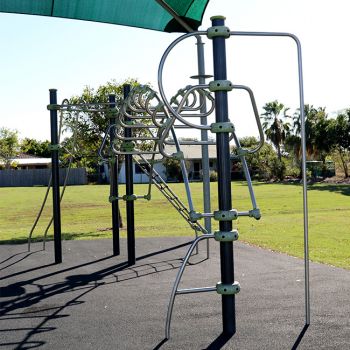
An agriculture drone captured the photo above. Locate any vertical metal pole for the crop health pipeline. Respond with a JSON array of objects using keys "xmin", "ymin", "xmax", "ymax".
[
  {"xmin": 196, "ymin": 36, "xmax": 212, "ymax": 257},
  {"xmin": 211, "ymin": 16, "xmax": 236, "ymax": 335},
  {"xmin": 124, "ymin": 84, "xmax": 136, "ymax": 266},
  {"xmin": 49, "ymin": 89, "xmax": 62, "ymax": 264},
  {"xmin": 296, "ymin": 38, "xmax": 311, "ymax": 325},
  {"xmin": 109, "ymin": 94, "xmax": 120, "ymax": 256}
]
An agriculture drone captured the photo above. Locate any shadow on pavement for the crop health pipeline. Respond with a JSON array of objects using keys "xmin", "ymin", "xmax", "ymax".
[
  {"xmin": 0, "ymin": 241, "xmax": 194, "ymax": 349},
  {"xmin": 291, "ymin": 324, "xmax": 309, "ymax": 349}
]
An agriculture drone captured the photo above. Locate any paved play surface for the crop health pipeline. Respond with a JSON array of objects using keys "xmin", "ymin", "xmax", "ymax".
[{"xmin": 0, "ymin": 237, "xmax": 349, "ymax": 349}]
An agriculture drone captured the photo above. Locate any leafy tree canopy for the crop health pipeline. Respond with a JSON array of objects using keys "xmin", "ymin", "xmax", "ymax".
[
  {"xmin": 20, "ymin": 138, "xmax": 51, "ymax": 158},
  {"xmin": 0, "ymin": 127, "xmax": 20, "ymax": 169},
  {"xmin": 261, "ymin": 100, "xmax": 291, "ymax": 161},
  {"xmin": 62, "ymin": 79, "xmax": 140, "ymax": 172}
]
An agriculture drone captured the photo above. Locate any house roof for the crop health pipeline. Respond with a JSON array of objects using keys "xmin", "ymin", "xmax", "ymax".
[
  {"xmin": 16, "ymin": 153, "xmax": 45, "ymax": 159},
  {"xmin": 165, "ymin": 144, "xmax": 217, "ymax": 159},
  {"xmin": 13, "ymin": 158, "xmax": 52, "ymax": 166},
  {"xmin": 2, "ymin": 153, "xmax": 52, "ymax": 166},
  {"xmin": 141, "ymin": 144, "xmax": 217, "ymax": 161}
]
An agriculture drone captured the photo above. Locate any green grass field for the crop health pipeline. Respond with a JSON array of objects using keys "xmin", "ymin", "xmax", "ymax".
[{"xmin": 0, "ymin": 182, "xmax": 349, "ymax": 269}]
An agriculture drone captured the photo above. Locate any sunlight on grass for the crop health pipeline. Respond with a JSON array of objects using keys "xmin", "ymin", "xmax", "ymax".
[{"xmin": 0, "ymin": 182, "xmax": 349, "ymax": 269}]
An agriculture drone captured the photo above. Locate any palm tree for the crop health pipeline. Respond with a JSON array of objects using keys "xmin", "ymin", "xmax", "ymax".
[
  {"xmin": 293, "ymin": 105, "xmax": 328, "ymax": 159},
  {"xmin": 261, "ymin": 100, "xmax": 291, "ymax": 161}
]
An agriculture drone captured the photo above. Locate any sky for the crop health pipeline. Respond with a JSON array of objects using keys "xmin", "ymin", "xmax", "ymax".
[{"xmin": 1, "ymin": 0, "xmax": 350, "ymax": 141}]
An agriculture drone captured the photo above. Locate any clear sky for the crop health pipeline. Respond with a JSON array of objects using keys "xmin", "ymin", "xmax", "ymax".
[{"xmin": 1, "ymin": 0, "xmax": 349, "ymax": 141}]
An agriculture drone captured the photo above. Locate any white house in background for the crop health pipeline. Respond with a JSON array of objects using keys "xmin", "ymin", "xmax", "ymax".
[
  {"xmin": 1, "ymin": 153, "xmax": 51, "ymax": 170},
  {"xmin": 117, "ymin": 144, "xmax": 218, "ymax": 184}
]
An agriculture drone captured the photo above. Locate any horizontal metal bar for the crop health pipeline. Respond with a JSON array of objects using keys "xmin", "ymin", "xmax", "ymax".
[
  {"xmin": 237, "ymin": 211, "xmax": 250, "ymax": 216},
  {"xmin": 201, "ymin": 213, "xmax": 214, "ymax": 218},
  {"xmin": 176, "ymin": 286, "xmax": 216, "ymax": 295}
]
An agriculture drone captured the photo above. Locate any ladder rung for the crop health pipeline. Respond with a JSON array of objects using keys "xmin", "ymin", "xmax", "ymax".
[{"xmin": 176, "ymin": 286, "xmax": 216, "ymax": 295}]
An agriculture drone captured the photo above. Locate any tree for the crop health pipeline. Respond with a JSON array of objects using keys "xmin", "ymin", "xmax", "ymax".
[
  {"xmin": 329, "ymin": 110, "xmax": 350, "ymax": 177},
  {"xmin": 232, "ymin": 136, "xmax": 284, "ymax": 180},
  {"xmin": 261, "ymin": 100, "xmax": 291, "ymax": 161},
  {"xmin": 292, "ymin": 105, "xmax": 329, "ymax": 159},
  {"xmin": 20, "ymin": 138, "xmax": 51, "ymax": 158},
  {"xmin": 0, "ymin": 128, "xmax": 20, "ymax": 169},
  {"xmin": 62, "ymin": 79, "xmax": 141, "ymax": 173},
  {"xmin": 292, "ymin": 105, "xmax": 333, "ymax": 178},
  {"xmin": 163, "ymin": 157, "xmax": 190, "ymax": 182}
]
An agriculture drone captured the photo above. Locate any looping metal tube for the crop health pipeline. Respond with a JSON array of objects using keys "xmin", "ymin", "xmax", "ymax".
[{"xmin": 231, "ymin": 85, "xmax": 264, "ymax": 153}]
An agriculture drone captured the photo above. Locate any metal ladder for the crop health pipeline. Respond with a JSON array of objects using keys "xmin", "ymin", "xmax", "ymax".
[{"xmin": 133, "ymin": 154, "xmax": 207, "ymax": 235}]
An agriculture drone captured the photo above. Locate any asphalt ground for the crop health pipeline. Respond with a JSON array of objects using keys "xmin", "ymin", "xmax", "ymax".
[{"xmin": 0, "ymin": 237, "xmax": 349, "ymax": 349}]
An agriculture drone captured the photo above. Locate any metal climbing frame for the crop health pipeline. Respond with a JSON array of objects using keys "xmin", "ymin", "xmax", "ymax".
[
  {"xmin": 134, "ymin": 155, "xmax": 206, "ymax": 235},
  {"xmin": 158, "ymin": 16, "xmax": 310, "ymax": 338},
  {"xmin": 98, "ymin": 82, "xmax": 218, "ymax": 263},
  {"xmin": 28, "ymin": 95, "xmax": 122, "ymax": 261}
]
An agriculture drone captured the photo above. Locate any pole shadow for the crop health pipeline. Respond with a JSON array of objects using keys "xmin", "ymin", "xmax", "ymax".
[
  {"xmin": 0, "ymin": 238, "xmax": 203, "ymax": 349},
  {"xmin": 0, "ymin": 251, "xmax": 33, "ymax": 265},
  {"xmin": 204, "ymin": 332, "xmax": 234, "ymax": 350},
  {"xmin": 291, "ymin": 324, "xmax": 309, "ymax": 349},
  {"xmin": 153, "ymin": 338, "xmax": 168, "ymax": 350},
  {"xmin": 0, "ymin": 252, "xmax": 36, "ymax": 272}
]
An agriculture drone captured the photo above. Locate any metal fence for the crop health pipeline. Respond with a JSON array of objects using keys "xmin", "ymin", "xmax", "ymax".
[{"xmin": 0, "ymin": 168, "xmax": 87, "ymax": 187}]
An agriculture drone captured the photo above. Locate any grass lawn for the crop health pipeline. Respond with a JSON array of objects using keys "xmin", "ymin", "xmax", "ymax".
[{"xmin": 0, "ymin": 182, "xmax": 349, "ymax": 269}]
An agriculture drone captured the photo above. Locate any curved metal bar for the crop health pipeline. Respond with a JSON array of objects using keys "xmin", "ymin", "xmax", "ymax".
[
  {"xmin": 230, "ymin": 30, "xmax": 310, "ymax": 326},
  {"xmin": 231, "ymin": 132, "xmax": 258, "ymax": 210},
  {"xmin": 165, "ymin": 234, "xmax": 214, "ymax": 339},
  {"xmin": 170, "ymin": 127, "xmax": 194, "ymax": 212},
  {"xmin": 98, "ymin": 124, "xmax": 114, "ymax": 161},
  {"xmin": 158, "ymin": 126, "xmax": 178, "ymax": 158},
  {"xmin": 27, "ymin": 176, "xmax": 51, "ymax": 251},
  {"xmin": 170, "ymin": 84, "xmax": 214, "ymax": 129},
  {"xmin": 232, "ymin": 84, "xmax": 264, "ymax": 153},
  {"xmin": 159, "ymin": 29, "xmax": 310, "ymax": 326},
  {"xmin": 157, "ymin": 31, "xmax": 210, "ymax": 131},
  {"xmin": 151, "ymin": 107, "xmax": 167, "ymax": 128}
]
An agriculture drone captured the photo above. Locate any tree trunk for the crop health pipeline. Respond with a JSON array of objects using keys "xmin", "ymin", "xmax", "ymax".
[
  {"xmin": 277, "ymin": 145, "xmax": 282, "ymax": 161},
  {"xmin": 321, "ymin": 155, "xmax": 327, "ymax": 178},
  {"xmin": 118, "ymin": 208, "xmax": 123, "ymax": 228},
  {"xmin": 338, "ymin": 149, "xmax": 349, "ymax": 178}
]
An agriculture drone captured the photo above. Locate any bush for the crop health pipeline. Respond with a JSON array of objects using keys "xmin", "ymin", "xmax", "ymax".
[
  {"xmin": 244, "ymin": 143, "xmax": 278, "ymax": 180},
  {"xmin": 164, "ymin": 158, "xmax": 190, "ymax": 182},
  {"xmin": 209, "ymin": 170, "xmax": 218, "ymax": 182},
  {"xmin": 270, "ymin": 158, "xmax": 286, "ymax": 181},
  {"xmin": 285, "ymin": 164, "xmax": 301, "ymax": 179}
]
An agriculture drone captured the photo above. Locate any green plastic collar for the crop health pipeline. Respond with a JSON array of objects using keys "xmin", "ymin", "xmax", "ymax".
[
  {"xmin": 48, "ymin": 144, "xmax": 60, "ymax": 151},
  {"xmin": 121, "ymin": 141, "xmax": 135, "ymax": 152},
  {"xmin": 216, "ymin": 282, "xmax": 240, "ymax": 295},
  {"xmin": 249, "ymin": 208, "xmax": 261, "ymax": 220},
  {"xmin": 209, "ymin": 80, "xmax": 233, "ymax": 92},
  {"xmin": 123, "ymin": 194, "xmax": 137, "ymax": 201},
  {"xmin": 211, "ymin": 122, "xmax": 235, "ymax": 133},
  {"xmin": 47, "ymin": 104, "xmax": 61, "ymax": 111},
  {"xmin": 189, "ymin": 211, "xmax": 203, "ymax": 223},
  {"xmin": 236, "ymin": 148, "xmax": 249, "ymax": 157},
  {"xmin": 207, "ymin": 26, "xmax": 230, "ymax": 39},
  {"xmin": 214, "ymin": 230, "xmax": 239, "ymax": 242},
  {"xmin": 171, "ymin": 151, "xmax": 184, "ymax": 160},
  {"xmin": 109, "ymin": 195, "xmax": 118, "ymax": 203},
  {"xmin": 214, "ymin": 209, "xmax": 238, "ymax": 221}
]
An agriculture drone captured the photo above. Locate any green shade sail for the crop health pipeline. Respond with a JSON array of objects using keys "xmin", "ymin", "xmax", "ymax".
[{"xmin": 0, "ymin": 0, "xmax": 209, "ymax": 32}]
